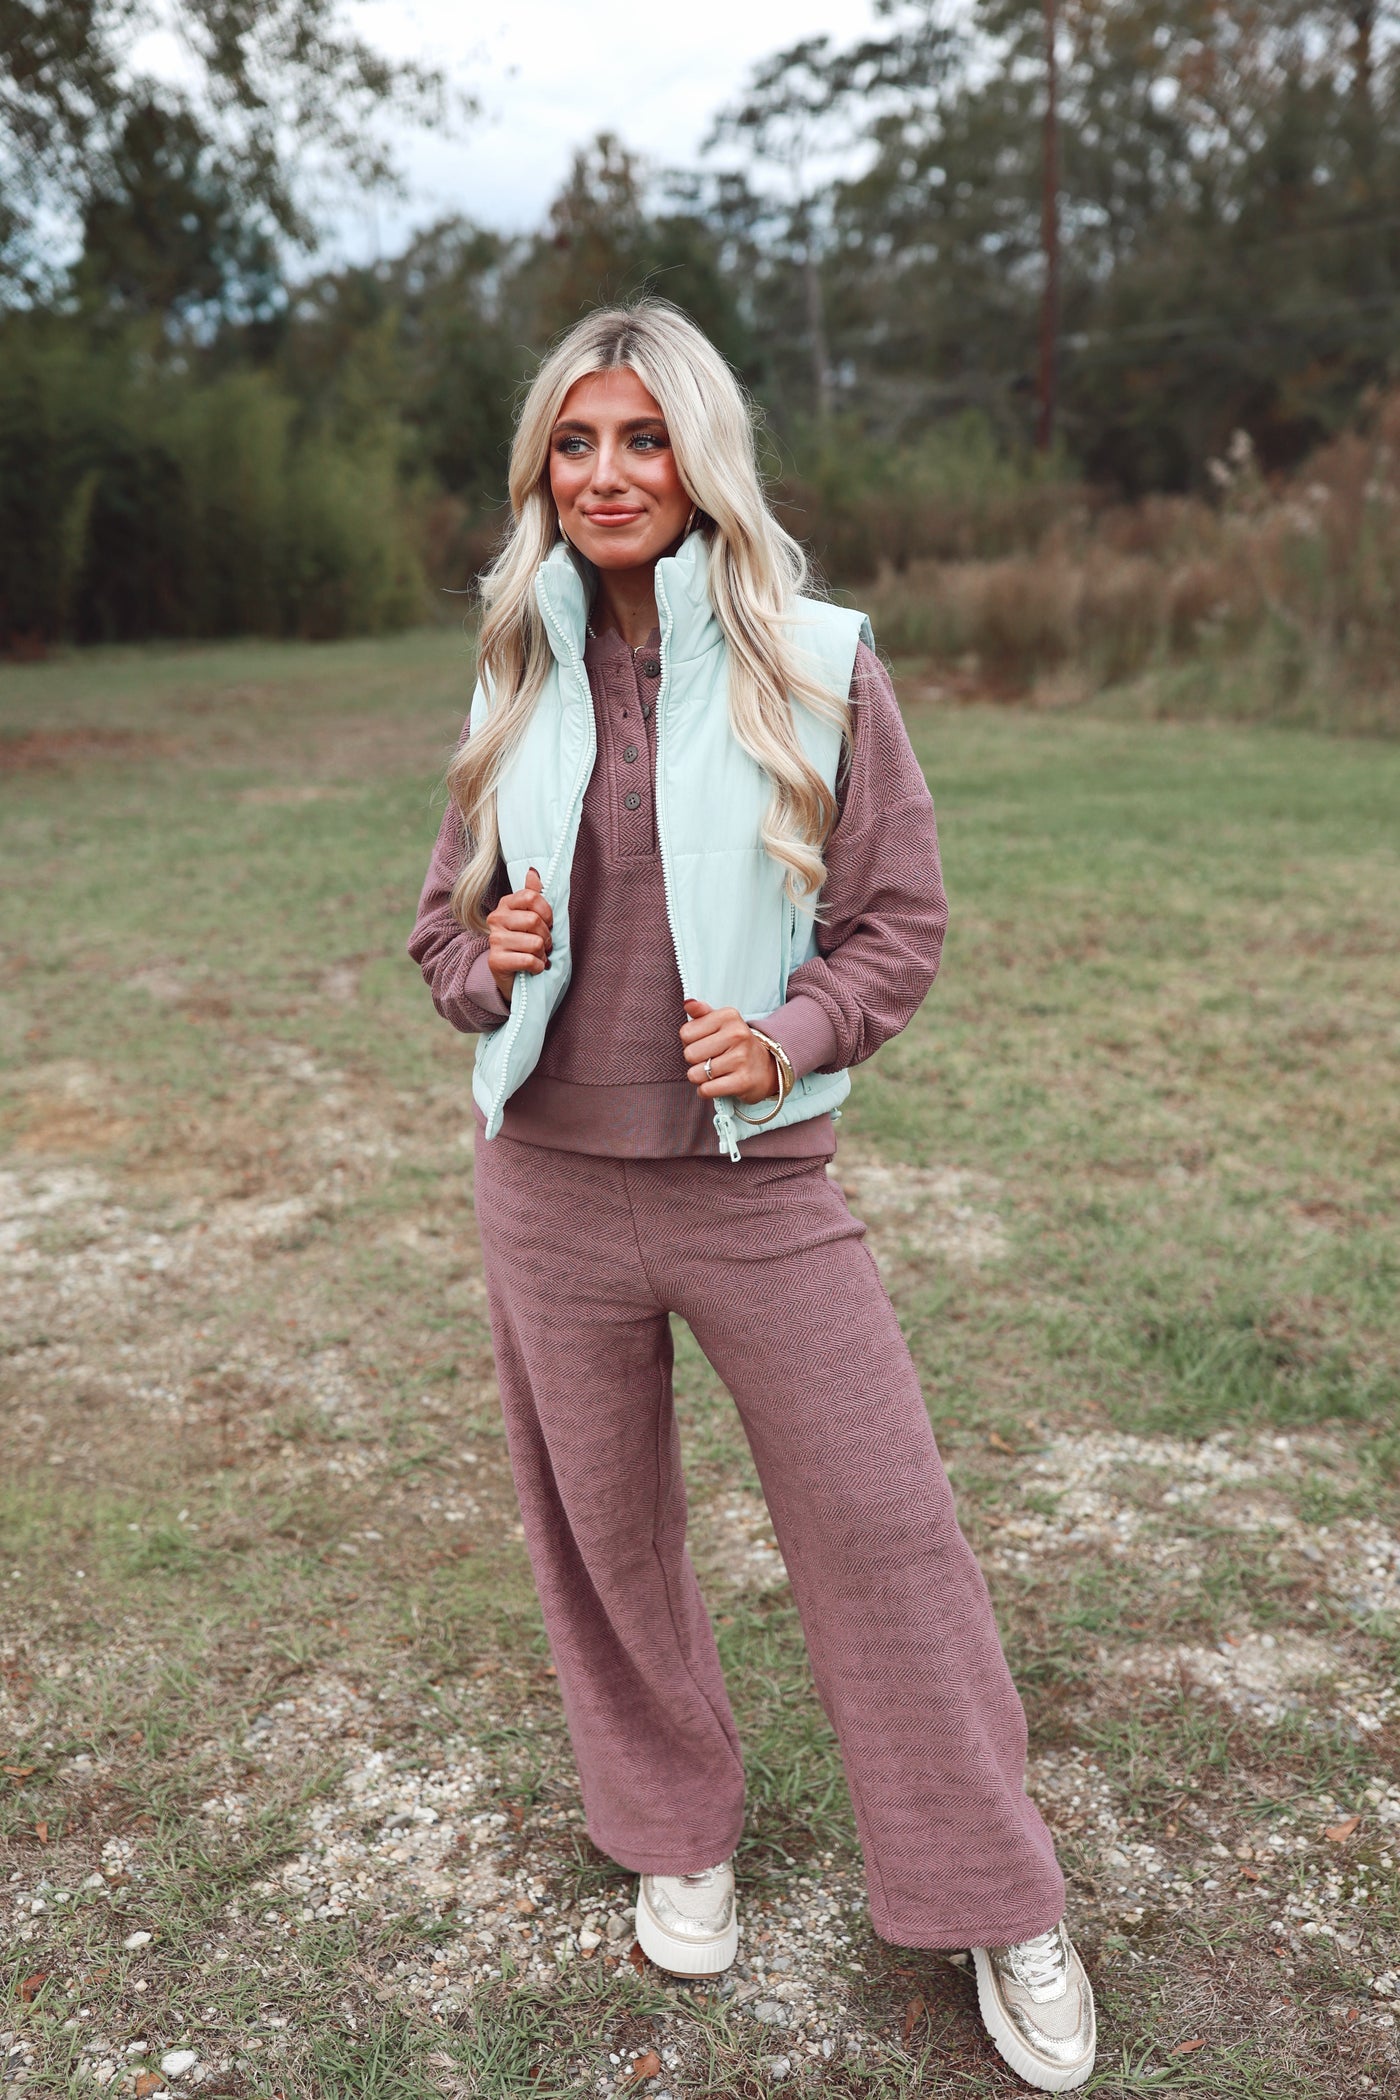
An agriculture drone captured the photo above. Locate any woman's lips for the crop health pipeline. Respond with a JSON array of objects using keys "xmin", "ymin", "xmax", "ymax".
[{"xmin": 579, "ymin": 507, "xmax": 645, "ymax": 526}]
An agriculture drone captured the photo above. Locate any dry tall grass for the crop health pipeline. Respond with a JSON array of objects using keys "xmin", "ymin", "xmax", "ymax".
[{"xmin": 859, "ymin": 391, "xmax": 1400, "ymax": 734}]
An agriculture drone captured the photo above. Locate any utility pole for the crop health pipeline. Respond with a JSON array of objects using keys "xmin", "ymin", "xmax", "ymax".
[
  {"xmin": 1352, "ymin": 5, "xmax": 1376, "ymax": 194},
  {"xmin": 791, "ymin": 176, "xmax": 833, "ymax": 425},
  {"xmin": 1035, "ymin": 0, "xmax": 1060, "ymax": 452},
  {"xmin": 1352, "ymin": 5, "xmax": 1375, "ymax": 116},
  {"xmin": 804, "ymin": 242, "xmax": 835, "ymax": 424}
]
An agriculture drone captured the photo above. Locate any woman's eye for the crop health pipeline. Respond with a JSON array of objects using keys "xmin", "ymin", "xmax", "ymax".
[
  {"xmin": 554, "ymin": 435, "xmax": 589, "ymax": 455},
  {"xmin": 630, "ymin": 432, "xmax": 667, "ymax": 451}
]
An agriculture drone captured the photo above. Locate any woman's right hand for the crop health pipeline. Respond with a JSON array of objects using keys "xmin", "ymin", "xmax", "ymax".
[{"xmin": 486, "ymin": 866, "xmax": 553, "ymax": 1001}]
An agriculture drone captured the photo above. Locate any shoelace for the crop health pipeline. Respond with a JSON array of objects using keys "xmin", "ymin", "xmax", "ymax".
[{"xmin": 1007, "ymin": 1928, "xmax": 1068, "ymax": 1996}]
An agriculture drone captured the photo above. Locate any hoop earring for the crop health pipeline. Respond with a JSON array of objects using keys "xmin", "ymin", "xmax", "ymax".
[{"xmin": 686, "ymin": 504, "xmax": 698, "ymax": 536}]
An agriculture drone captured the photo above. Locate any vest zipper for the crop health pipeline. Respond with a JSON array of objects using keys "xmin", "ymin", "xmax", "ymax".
[
  {"xmin": 482, "ymin": 579, "xmax": 597, "ymax": 1136},
  {"xmin": 653, "ymin": 569, "xmax": 742, "ymax": 1162}
]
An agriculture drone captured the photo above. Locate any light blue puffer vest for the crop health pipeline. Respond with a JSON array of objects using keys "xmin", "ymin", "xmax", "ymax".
[{"xmin": 471, "ymin": 530, "xmax": 872, "ymax": 1159}]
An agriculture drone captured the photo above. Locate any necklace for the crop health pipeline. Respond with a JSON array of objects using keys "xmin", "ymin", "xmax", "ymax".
[{"xmin": 586, "ymin": 619, "xmax": 655, "ymax": 658}]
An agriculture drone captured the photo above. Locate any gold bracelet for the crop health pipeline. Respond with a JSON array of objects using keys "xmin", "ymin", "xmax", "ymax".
[{"xmin": 734, "ymin": 1027, "xmax": 796, "ymax": 1126}]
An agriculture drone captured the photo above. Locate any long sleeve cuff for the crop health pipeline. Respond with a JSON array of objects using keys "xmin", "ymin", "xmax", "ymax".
[
  {"xmin": 757, "ymin": 994, "xmax": 841, "ymax": 1080},
  {"xmin": 464, "ymin": 948, "xmax": 510, "ymax": 1020}
]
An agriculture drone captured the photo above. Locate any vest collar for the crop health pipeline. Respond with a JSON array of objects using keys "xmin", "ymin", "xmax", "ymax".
[{"xmin": 534, "ymin": 528, "xmax": 722, "ymax": 672}]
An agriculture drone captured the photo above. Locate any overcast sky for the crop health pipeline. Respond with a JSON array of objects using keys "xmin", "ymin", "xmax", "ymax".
[{"xmin": 344, "ymin": 0, "xmax": 882, "ymax": 256}]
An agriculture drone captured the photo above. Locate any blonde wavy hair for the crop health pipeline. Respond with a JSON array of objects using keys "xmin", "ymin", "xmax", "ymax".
[{"xmin": 446, "ymin": 299, "xmax": 852, "ymax": 932}]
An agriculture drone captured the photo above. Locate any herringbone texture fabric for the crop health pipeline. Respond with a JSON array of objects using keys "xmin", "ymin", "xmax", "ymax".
[{"xmin": 473, "ymin": 1132, "xmax": 1066, "ymax": 1949}]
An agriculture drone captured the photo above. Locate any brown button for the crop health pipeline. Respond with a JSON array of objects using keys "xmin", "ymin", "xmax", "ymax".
[
  {"xmin": 624, "ymin": 791, "xmax": 641, "ymax": 810},
  {"xmin": 623, "ymin": 744, "xmax": 638, "ymax": 763},
  {"xmin": 641, "ymin": 657, "xmax": 661, "ymax": 678}
]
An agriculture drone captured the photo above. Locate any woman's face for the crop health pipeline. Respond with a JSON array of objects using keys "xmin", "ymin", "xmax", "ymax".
[{"xmin": 548, "ymin": 367, "xmax": 693, "ymax": 571}]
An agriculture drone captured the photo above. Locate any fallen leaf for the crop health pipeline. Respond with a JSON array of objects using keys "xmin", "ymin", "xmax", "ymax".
[
  {"xmin": 1239, "ymin": 1865, "xmax": 1261, "ymax": 1881},
  {"xmin": 19, "ymin": 1972, "xmax": 48, "ymax": 2003},
  {"xmin": 625, "ymin": 2050, "xmax": 662, "ymax": 2083},
  {"xmin": 4, "ymin": 1764, "xmax": 36, "ymax": 1777},
  {"xmin": 514, "ymin": 1895, "xmax": 536, "ymax": 1915},
  {"xmin": 134, "ymin": 2074, "xmax": 165, "ymax": 2097},
  {"xmin": 1347, "ymin": 2007, "xmax": 1359, "ymax": 2023},
  {"xmin": 1325, "ymin": 1816, "xmax": 1361, "ymax": 1843},
  {"xmin": 890, "ymin": 1964, "xmax": 919, "ymax": 1980},
  {"xmin": 627, "ymin": 1939, "xmax": 647, "ymax": 1973},
  {"xmin": 901, "ymin": 1996, "xmax": 927, "ymax": 2042},
  {"xmin": 33, "ymin": 1819, "xmax": 48, "ymax": 1843},
  {"xmin": 1172, "ymin": 2038, "xmax": 1206, "ymax": 2055},
  {"xmin": 1126, "ymin": 1621, "xmax": 1149, "ymax": 1632},
  {"xmin": 987, "ymin": 1430, "xmax": 1016, "ymax": 1454}
]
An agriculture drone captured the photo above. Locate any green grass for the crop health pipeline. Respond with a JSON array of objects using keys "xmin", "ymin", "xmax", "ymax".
[{"xmin": 2, "ymin": 629, "xmax": 1398, "ymax": 2096}]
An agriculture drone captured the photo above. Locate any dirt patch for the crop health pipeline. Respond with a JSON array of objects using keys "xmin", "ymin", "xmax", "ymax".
[
  {"xmin": 990, "ymin": 1429, "xmax": 1400, "ymax": 1622},
  {"xmin": 1118, "ymin": 1629, "xmax": 1396, "ymax": 1735},
  {"xmin": 691, "ymin": 1490, "xmax": 789, "ymax": 1594},
  {"xmin": 0, "ymin": 728, "xmax": 172, "ymax": 772},
  {"xmin": 831, "ymin": 1156, "xmax": 1009, "ymax": 1269},
  {"xmin": 0, "ymin": 1061, "xmax": 134, "ymax": 1156},
  {"xmin": 5, "ymin": 1100, "xmax": 133, "ymax": 1155},
  {"xmin": 236, "ymin": 784, "xmax": 362, "ymax": 807},
  {"xmin": 123, "ymin": 966, "xmax": 187, "ymax": 1004}
]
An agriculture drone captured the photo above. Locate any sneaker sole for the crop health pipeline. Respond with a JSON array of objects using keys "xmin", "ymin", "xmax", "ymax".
[
  {"xmin": 635, "ymin": 1890, "xmax": 739, "ymax": 1977},
  {"xmin": 971, "ymin": 1948, "xmax": 1095, "ymax": 2094}
]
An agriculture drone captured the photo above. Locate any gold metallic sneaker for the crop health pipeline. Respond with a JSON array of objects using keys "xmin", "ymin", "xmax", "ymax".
[
  {"xmin": 635, "ymin": 1860, "xmax": 739, "ymax": 1977},
  {"xmin": 971, "ymin": 1921, "xmax": 1096, "ymax": 2092}
]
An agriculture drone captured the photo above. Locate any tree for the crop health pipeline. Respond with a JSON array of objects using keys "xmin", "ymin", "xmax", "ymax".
[
  {"xmin": 0, "ymin": 0, "xmax": 458, "ymax": 314},
  {"xmin": 709, "ymin": 1, "xmax": 1400, "ymax": 480},
  {"xmin": 74, "ymin": 93, "xmax": 281, "ymax": 322},
  {"xmin": 707, "ymin": 39, "xmax": 856, "ymax": 422},
  {"xmin": 509, "ymin": 135, "xmax": 752, "ymax": 374},
  {"xmin": 281, "ymin": 219, "xmax": 523, "ymax": 498}
]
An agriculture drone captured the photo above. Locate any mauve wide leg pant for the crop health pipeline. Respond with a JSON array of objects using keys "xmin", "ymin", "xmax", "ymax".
[{"xmin": 471, "ymin": 1130, "xmax": 1065, "ymax": 1949}]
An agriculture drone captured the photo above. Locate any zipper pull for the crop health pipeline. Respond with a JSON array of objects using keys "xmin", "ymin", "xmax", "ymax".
[{"xmin": 712, "ymin": 1101, "xmax": 742, "ymax": 1163}]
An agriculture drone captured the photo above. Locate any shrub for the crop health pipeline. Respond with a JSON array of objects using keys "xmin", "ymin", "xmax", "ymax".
[
  {"xmin": 855, "ymin": 391, "xmax": 1400, "ymax": 733},
  {"xmin": 771, "ymin": 411, "xmax": 1080, "ymax": 583},
  {"xmin": 0, "ymin": 321, "xmax": 425, "ymax": 647}
]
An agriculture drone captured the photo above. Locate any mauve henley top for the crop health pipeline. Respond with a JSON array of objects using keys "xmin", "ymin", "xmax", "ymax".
[{"xmin": 409, "ymin": 627, "xmax": 948, "ymax": 1157}]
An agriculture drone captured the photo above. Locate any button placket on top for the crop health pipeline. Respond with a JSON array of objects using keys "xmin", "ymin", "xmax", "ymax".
[{"xmin": 600, "ymin": 639, "xmax": 661, "ymax": 859}]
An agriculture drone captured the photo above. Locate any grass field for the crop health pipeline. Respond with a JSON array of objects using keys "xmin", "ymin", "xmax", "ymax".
[{"xmin": 2, "ymin": 630, "xmax": 1398, "ymax": 2099}]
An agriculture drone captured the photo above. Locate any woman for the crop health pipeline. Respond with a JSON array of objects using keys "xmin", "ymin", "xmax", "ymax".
[{"xmin": 409, "ymin": 301, "xmax": 1095, "ymax": 2093}]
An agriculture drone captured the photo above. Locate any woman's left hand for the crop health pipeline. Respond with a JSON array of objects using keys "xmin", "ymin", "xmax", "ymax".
[{"xmin": 680, "ymin": 999, "xmax": 779, "ymax": 1105}]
